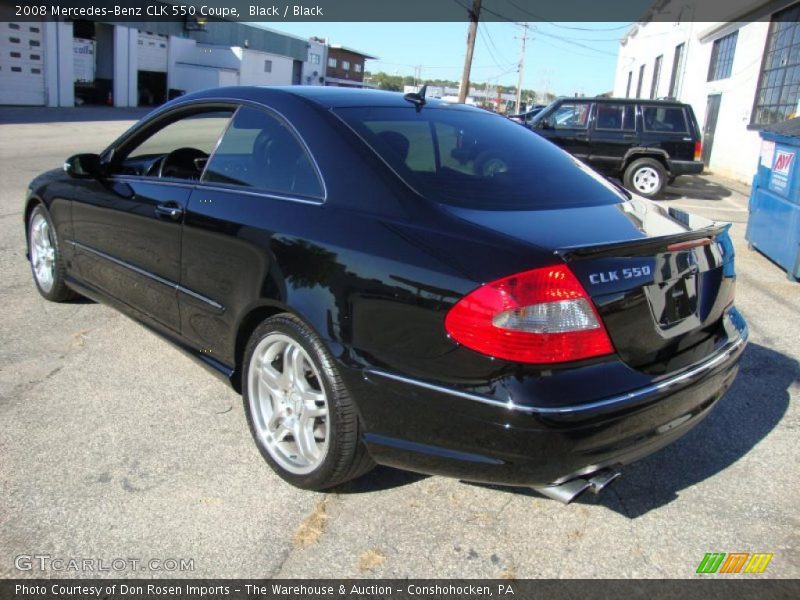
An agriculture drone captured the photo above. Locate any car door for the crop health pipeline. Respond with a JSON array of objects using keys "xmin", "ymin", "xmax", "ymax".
[
  {"xmin": 588, "ymin": 102, "xmax": 637, "ymax": 174},
  {"xmin": 178, "ymin": 105, "xmax": 325, "ymax": 363},
  {"xmin": 535, "ymin": 100, "xmax": 592, "ymax": 161},
  {"xmin": 69, "ymin": 106, "xmax": 234, "ymax": 332}
]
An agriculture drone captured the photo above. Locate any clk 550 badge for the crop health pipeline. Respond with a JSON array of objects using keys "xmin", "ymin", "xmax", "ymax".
[{"xmin": 589, "ymin": 266, "xmax": 652, "ymax": 284}]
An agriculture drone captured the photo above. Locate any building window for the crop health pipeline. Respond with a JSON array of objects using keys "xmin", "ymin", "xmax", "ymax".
[
  {"xmin": 650, "ymin": 55, "xmax": 663, "ymax": 98},
  {"xmin": 625, "ymin": 71, "xmax": 632, "ymax": 97},
  {"xmin": 328, "ymin": 57, "xmax": 337, "ymax": 68},
  {"xmin": 355, "ymin": 63, "xmax": 362, "ymax": 73},
  {"xmin": 310, "ymin": 53, "xmax": 320, "ymax": 65},
  {"xmin": 342, "ymin": 60, "xmax": 350, "ymax": 71},
  {"xmin": 668, "ymin": 43, "xmax": 685, "ymax": 98},
  {"xmin": 752, "ymin": 3, "xmax": 800, "ymax": 126},
  {"xmin": 264, "ymin": 60, "xmax": 272, "ymax": 73},
  {"xmin": 636, "ymin": 64, "xmax": 645, "ymax": 98},
  {"xmin": 707, "ymin": 31, "xmax": 738, "ymax": 81}
]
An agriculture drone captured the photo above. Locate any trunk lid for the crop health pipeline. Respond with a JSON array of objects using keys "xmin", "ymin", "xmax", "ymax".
[{"xmin": 446, "ymin": 198, "xmax": 737, "ymax": 374}]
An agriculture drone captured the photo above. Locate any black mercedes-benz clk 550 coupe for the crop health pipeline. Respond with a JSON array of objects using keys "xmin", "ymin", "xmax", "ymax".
[{"xmin": 24, "ymin": 87, "xmax": 747, "ymax": 502}]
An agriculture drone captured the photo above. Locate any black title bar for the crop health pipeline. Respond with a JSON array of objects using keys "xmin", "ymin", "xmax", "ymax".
[{"xmin": 0, "ymin": 0, "xmax": 777, "ymax": 23}]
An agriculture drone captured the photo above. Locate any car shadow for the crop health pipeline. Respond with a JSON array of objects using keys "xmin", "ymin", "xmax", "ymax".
[
  {"xmin": 333, "ymin": 465, "xmax": 429, "ymax": 494},
  {"xmin": 464, "ymin": 343, "xmax": 794, "ymax": 517},
  {"xmin": 662, "ymin": 175, "xmax": 734, "ymax": 201}
]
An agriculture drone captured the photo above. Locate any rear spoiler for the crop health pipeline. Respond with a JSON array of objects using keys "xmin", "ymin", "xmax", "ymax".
[{"xmin": 555, "ymin": 222, "xmax": 731, "ymax": 261}]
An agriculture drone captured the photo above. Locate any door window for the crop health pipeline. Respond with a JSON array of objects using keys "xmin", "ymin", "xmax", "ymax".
[
  {"xmin": 595, "ymin": 104, "xmax": 635, "ymax": 131},
  {"xmin": 551, "ymin": 103, "xmax": 590, "ymax": 129},
  {"xmin": 112, "ymin": 110, "xmax": 233, "ymax": 180},
  {"xmin": 203, "ymin": 106, "xmax": 323, "ymax": 198}
]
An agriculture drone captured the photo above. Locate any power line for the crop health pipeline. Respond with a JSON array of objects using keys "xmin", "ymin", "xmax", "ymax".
[{"xmin": 535, "ymin": 29, "xmax": 619, "ymax": 56}]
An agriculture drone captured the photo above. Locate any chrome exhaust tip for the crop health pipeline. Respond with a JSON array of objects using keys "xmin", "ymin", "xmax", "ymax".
[
  {"xmin": 587, "ymin": 469, "xmax": 621, "ymax": 494},
  {"xmin": 533, "ymin": 469, "xmax": 621, "ymax": 504}
]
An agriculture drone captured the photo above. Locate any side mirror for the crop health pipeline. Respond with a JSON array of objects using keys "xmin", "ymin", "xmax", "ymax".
[{"xmin": 64, "ymin": 153, "xmax": 104, "ymax": 179}]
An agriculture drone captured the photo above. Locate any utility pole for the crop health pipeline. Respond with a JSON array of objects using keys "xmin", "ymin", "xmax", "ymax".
[
  {"xmin": 515, "ymin": 23, "xmax": 529, "ymax": 113},
  {"xmin": 458, "ymin": 0, "xmax": 482, "ymax": 104}
]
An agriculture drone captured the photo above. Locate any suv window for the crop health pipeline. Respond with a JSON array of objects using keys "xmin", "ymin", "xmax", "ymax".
[
  {"xmin": 335, "ymin": 106, "xmax": 625, "ymax": 210},
  {"xmin": 642, "ymin": 106, "xmax": 688, "ymax": 133},
  {"xmin": 203, "ymin": 106, "xmax": 323, "ymax": 198},
  {"xmin": 551, "ymin": 102, "xmax": 591, "ymax": 129},
  {"xmin": 595, "ymin": 103, "xmax": 635, "ymax": 131}
]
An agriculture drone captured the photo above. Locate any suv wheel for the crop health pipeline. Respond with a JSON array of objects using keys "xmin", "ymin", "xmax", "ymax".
[
  {"xmin": 242, "ymin": 314, "xmax": 374, "ymax": 490},
  {"xmin": 624, "ymin": 158, "xmax": 667, "ymax": 198}
]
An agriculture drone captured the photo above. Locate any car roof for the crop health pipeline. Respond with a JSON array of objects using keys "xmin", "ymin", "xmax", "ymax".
[{"xmin": 177, "ymin": 85, "xmax": 474, "ymax": 110}]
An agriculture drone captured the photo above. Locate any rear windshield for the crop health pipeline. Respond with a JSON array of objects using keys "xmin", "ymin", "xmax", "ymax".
[{"xmin": 335, "ymin": 106, "xmax": 626, "ymax": 210}]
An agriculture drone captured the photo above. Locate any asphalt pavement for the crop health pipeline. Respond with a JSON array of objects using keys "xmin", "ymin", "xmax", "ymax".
[{"xmin": 0, "ymin": 107, "xmax": 797, "ymax": 579}]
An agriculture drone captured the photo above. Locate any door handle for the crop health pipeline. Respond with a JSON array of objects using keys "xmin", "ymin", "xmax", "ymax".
[
  {"xmin": 623, "ymin": 133, "xmax": 635, "ymax": 139},
  {"xmin": 576, "ymin": 133, "xmax": 588, "ymax": 140},
  {"xmin": 155, "ymin": 203, "xmax": 184, "ymax": 221}
]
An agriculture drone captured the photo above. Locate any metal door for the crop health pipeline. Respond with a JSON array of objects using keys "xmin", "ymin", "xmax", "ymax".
[{"xmin": 702, "ymin": 94, "xmax": 721, "ymax": 166}]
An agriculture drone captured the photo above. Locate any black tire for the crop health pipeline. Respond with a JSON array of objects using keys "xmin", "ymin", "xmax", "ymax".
[
  {"xmin": 623, "ymin": 157, "xmax": 667, "ymax": 198},
  {"xmin": 27, "ymin": 204, "xmax": 78, "ymax": 302},
  {"xmin": 242, "ymin": 313, "xmax": 374, "ymax": 490}
]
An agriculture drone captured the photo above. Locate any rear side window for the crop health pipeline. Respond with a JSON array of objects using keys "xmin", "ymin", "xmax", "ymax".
[
  {"xmin": 595, "ymin": 103, "xmax": 635, "ymax": 131},
  {"xmin": 203, "ymin": 106, "xmax": 323, "ymax": 198},
  {"xmin": 642, "ymin": 106, "xmax": 688, "ymax": 133},
  {"xmin": 335, "ymin": 106, "xmax": 626, "ymax": 210}
]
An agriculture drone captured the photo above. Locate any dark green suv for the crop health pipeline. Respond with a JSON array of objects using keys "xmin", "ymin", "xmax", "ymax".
[{"xmin": 529, "ymin": 97, "xmax": 704, "ymax": 198}]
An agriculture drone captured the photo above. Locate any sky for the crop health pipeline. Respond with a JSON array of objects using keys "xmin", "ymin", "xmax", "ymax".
[{"xmin": 261, "ymin": 22, "xmax": 632, "ymax": 96}]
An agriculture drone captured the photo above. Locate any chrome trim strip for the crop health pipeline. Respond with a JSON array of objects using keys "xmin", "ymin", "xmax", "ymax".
[
  {"xmin": 364, "ymin": 330, "xmax": 747, "ymax": 416},
  {"xmin": 197, "ymin": 184, "xmax": 324, "ymax": 206},
  {"xmin": 68, "ymin": 241, "xmax": 224, "ymax": 312},
  {"xmin": 107, "ymin": 176, "xmax": 197, "ymax": 190},
  {"xmin": 176, "ymin": 285, "xmax": 224, "ymax": 312}
]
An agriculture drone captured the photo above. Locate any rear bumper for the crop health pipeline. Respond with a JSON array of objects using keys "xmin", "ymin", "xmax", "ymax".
[
  {"xmin": 670, "ymin": 159, "xmax": 704, "ymax": 176},
  {"xmin": 348, "ymin": 309, "xmax": 747, "ymax": 487}
]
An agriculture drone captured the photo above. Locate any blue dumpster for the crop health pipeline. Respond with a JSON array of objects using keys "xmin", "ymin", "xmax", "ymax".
[{"xmin": 746, "ymin": 117, "xmax": 800, "ymax": 281}]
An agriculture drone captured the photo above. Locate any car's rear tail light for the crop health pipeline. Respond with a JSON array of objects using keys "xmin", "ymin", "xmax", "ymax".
[
  {"xmin": 445, "ymin": 264, "xmax": 615, "ymax": 364},
  {"xmin": 694, "ymin": 140, "xmax": 703, "ymax": 161}
]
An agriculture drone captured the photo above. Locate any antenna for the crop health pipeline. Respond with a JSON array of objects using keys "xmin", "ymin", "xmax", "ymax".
[{"xmin": 403, "ymin": 84, "xmax": 428, "ymax": 112}]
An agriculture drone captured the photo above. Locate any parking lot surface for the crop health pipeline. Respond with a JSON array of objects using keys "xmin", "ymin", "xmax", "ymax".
[{"xmin": 1, "ymin": 108, "xmax": 798, "ymax": 579}]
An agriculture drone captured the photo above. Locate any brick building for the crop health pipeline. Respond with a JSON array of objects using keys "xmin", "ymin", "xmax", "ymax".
[{"xmin": 324, "ymin": 45, "xmax": 377, "ymax": 88}]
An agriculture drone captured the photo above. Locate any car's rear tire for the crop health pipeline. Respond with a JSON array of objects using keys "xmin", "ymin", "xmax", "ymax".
[
  {"xmin": 624, "ymin": 158, "xmax": 667, "ymax": 198},
  {"xmin": 242, "ymin": 313, "xmax": 374, "ymax": 490},
  {"xmin": 27, "ymin": 204, "xmax": 78, "ymax": 302}
]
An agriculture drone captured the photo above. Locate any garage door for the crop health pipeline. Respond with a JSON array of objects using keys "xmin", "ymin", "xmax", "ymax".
[
  {"xmin": 137, "ymin": 31, "xmax": 168, "ymax": 72},
  {"xmin": 0, "ymin": 22, "xmax": 45, "ymax": 105}
]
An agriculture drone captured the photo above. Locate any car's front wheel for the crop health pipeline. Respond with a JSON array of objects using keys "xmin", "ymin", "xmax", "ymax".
[
  {"xmin": 27, "ymin": 204, "xmax": 77, "ymax": 302},
  {"xmin": 242, "ymin": 314, "xmax": 374, "ymax": 490},
  {"xmin": 623, "ymin": 158, "xmax": 667, "ymax": 198}
]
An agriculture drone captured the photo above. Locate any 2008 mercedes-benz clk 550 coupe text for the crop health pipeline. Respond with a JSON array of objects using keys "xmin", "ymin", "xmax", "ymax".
[{"xmin": 25, "ymin": 87, "xmax": 747, "ymax": 502}]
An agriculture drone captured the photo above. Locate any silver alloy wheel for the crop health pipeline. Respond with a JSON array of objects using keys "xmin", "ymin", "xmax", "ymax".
[
  {"xmin": 29, "ymin": 212, "xmax": 55, "ymax": 293},
  {"xmin": 632, "ymin": 166, "xmax": 660, "ymax": 194},
  {"xmin": 248, "ymin": 333, "xmax": 330, "ymax": 475}
]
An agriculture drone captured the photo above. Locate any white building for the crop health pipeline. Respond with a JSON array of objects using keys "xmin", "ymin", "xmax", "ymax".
[
  {"xmin": 0, "ymin": 12, "xmax": 323, "ymax": 108},
  {"xmin": 612, "ymin": 0, "xmax": 800, "ymax": 183},
  {"xmin": 301, "ymin": 37, "xmax": 328, "ymax": 86}
]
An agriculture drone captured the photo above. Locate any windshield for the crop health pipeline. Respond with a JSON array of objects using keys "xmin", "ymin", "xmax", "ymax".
[{"xmin": 335, "ymin": 106, "xmax": 625, "ymax": 210}]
